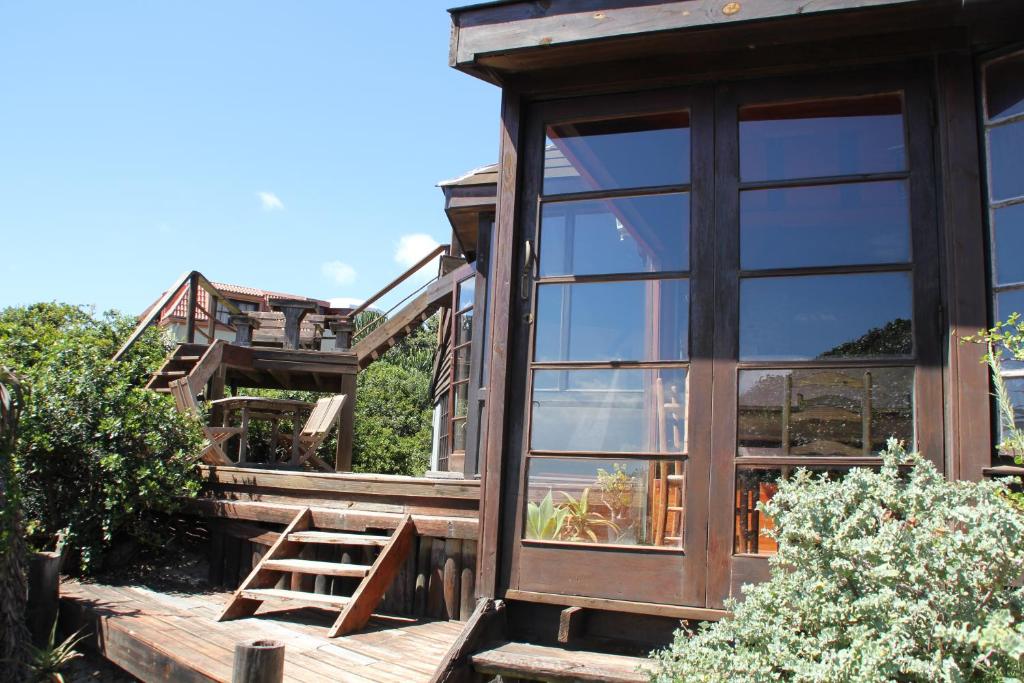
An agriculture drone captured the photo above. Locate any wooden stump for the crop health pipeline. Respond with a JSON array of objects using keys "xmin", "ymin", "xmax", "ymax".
[
  {"xmin": 26, "ymin": 551, "xmax": 60, "ymax": 647},
  {"xmin": 232, "ymin": 639, "xmax": 284, "ymax": 683}
]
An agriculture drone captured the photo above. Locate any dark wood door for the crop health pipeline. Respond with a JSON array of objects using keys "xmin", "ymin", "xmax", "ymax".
[{"xmin": 499, "ymin": 64, "xmax": 943, "ymax": 611}]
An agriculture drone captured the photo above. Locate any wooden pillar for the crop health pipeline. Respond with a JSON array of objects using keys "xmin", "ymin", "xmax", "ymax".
[
  {"xmin": 230, "ymin": 314, "xmax": 255, "ymax": 347},
  {"xmin": 232, "ymin": 640, "xmax": 284, "ymax": 683},
  {"xmin": 330, "ymin": 319, "xmax": 354, "ymax": 351},
  {"xmin": 185, "ymin": 273, "xmax": 199, "ymax": 344},
  {"xmin": 26, "ymin": 551, "xmax": 61, "ymax": 647},
  {"xmin": 335, "ymin": 372, "xmax": 356, "ymax": 472}
]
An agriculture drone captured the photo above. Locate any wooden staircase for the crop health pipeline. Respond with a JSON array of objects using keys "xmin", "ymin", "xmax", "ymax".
[
  {"xmin": 217, "ymin": 507, "xmax": 416, "ymax": 638},
  {"xmin": 145, "ymin": 342, "xmax": 207, "ymax": 393}
]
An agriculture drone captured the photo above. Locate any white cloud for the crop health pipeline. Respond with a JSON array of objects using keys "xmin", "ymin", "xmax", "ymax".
[
  {"xmin": 329, "ymin": 296, "xmax": 363, "ymax": 309},
  {"xmin": 394, "ymin": 233, "xmax": 442, "ymax": 282},
  {"xmin": 258, "ymin": 191, "xmax": 285, "ymax": 211},
  {"xmin": 321, "ymin": 260, "xmax": 357, "ymax": 286}
]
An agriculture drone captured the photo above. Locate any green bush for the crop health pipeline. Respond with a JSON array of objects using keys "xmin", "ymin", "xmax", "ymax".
[
  {"xmin": 653, "ymin": 441, "xmax": 1024, "ymax": 682},
  {"xmin": 0, "ymin": 303, "xmax": 203, "ymax": 573}
]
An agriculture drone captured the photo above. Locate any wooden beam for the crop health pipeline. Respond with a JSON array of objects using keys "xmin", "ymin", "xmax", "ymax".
[
  {"xmin": 336, "ymin": 373, "xmax": 356, "ymax": 472},
  {"xmin": 450, "ymin": 0, "xmax": 938, "ymax": 69},
  {"xmin": 505, "ymin": 589, "xmax": 729, "ymax": 622},
  {"xmin": 200, "ymin": 466, "xmax": 480, "ymax": 500},
  {"xmin": 557, "ymin": 606, "xmax": 587, "ymax": 645},
  {"xmin": 429, "ymin": 599, "xmax": 506, "ymax": 683},
  {"xmin": 185, "ymin": 272, "xmax": 199, "ymax": 344}
]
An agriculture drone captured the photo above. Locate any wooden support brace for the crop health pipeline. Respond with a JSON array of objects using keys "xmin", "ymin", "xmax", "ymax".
[{"xmin": 557, "ymin": 606, "xmax": 588, "ymax": 645}]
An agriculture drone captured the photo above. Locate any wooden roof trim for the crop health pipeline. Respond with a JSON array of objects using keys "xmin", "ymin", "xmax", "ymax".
[{"xmin": 450, "ymin": 0, "xmax": 940, "ymax": 76}]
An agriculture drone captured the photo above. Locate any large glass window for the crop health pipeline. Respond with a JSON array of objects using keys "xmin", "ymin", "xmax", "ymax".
[
  {"xmin": 985, "ymin": 51, "xmax": 1024, "ymax": 443},
  {"xmin": 525, "ymin": 111, "xmax": 691, "ymax": 549},
  {"xmin": 734, "ymin": 94, "xmax": 916, "ymax": 554}
]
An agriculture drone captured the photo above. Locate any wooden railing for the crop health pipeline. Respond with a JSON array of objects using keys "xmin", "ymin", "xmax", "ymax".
[
  {"xmin": 345, "ymin": 244, "xmax": 450, "ymax": 336},
  {"xmin": 112, "ymin": 271, "xmax": 243, "ymax": 361}
]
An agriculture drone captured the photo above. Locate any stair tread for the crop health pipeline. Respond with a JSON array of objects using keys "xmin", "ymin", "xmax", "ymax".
[
  {"xmin": 240, "ymin": 588, "xmax": 351, "ymax": 607},
  {"xmin": 262, "ymin": 558, "xmax": 371, "ymax": 577},
  {"xmin": 287, "ymin": 531, "xmax": 390, "ymax": 546},
  {"xmin": 154, "ymin": 370, "xmax": 188, "ymax": 377},
  {"xmin": 472, "ymin": 642, "xmax": 653, "ymax": 683}
]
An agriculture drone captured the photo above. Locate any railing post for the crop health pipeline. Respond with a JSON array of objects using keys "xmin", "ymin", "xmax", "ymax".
[
  {"xmin": 185, "ymin": 272, "xmax": 199, "ymax": 344},
  {"xmin": 336, "ymin": 372, "xmax": 356, "ymax": 472},
  {"xmin": 232, "ymin": 640, "xmax": 284, "ymax": 683}
]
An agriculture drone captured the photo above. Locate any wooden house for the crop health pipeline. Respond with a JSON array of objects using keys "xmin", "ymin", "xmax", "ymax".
[{"xmin": 61, "ymin": 1, "xmax": 1024, "ymax": 681}]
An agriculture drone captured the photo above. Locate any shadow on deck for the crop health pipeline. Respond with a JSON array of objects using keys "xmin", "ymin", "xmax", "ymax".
[{"xmin": 60, "ymin": 577, "xmax": 465, "ymax": 683}]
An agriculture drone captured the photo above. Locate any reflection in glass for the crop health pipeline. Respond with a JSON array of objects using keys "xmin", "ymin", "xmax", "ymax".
[
  {"xmin": 740, "ymin": 272, "xmax": 912, "ymax": 360},
  {"xmin": 535, "ymin": 279, "xmax": 689, "ymax": 362},
  {"xmin": 986, "ymin": 52, "xmax": 1024, "ymax": 121},
  {"xmin": 454, "ymin": 382, "xmax": 469, "ymax": 418},
  {"xmin": 544, "ymin": 114, "xmax": 690, "ymax": 195},
  {"xmin": 995, "ymin": 204, "xmax": 1024, "ymax": 286},
  {"xmin": 456, "ymin": 309, "xmax": 473, "ymax": 346},
  {"xmin": 458, "ymin": 278, "xmax": 475, "ymax": 311},
  {"xmin": 996, "ymin": 289, "xmax": 1024, "ymax": 372},
  {"xmin": 455, "ymin": 347, "xmax": 471, "ymax": 382},
  {"xmin": 741, "ymin": 181, "xmax": 910, "ymax": 270},
  {"xmin": 540, "ymin": 194, "xmax": 689, "ymax": 276},
  {"xmin": 737, "ymin": 367, "xmax": 913, "ymax": 457},
  {"xmin": 531, "ymin": 368, "xmax": 687, "ymax": 453},
  {"xmin": 740, "ymin": 94, "xmax": 905, "ymax": 181},
  {"xmin": 735, "ymin": 467, "xmax": 850, "ymax": 555},
  {"xmin": 1001, "ymin": 378, "xmax": 1024, "ymax": 445},
  {"xmin": 524, "ymin": 457, "xmax": 685, "ymax": 547},
  {"xmin": 453, "ymin": 418, "xmax": 467, "ymax": 452},
  {"xmin": 989, "ymin": 121, "xmax": 1024, "ymax": 202}
]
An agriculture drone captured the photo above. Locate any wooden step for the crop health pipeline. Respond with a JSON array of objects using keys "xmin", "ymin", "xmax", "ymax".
[
  {"xmin": 287, "ymin": 531, "xmax": 390, "ymax": 546},
  {"xmin": 261, "ymin": 559, "xmax": 370, "ymax": 578},
  {"xmin": 153, "ymin": 387, "xmax": 171, "ymax": 394},
  {"xmin": 153, "ymin": 370, "xmax": 188, "ymax": 378},
  {"xmin": 239, "ymin": 588, "xmax": 351, "ymax": 607},
  {"xmin": 471, "ymin": 642, "xmax": 653, "ymax": 683},
  {"xmin": 175, "ymin": 355, "xmax": 202, "ymax": 362}
]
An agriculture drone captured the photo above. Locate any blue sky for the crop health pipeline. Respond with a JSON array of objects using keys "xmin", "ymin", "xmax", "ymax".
[{"xmin": 0, "ymin": 2, "xmax": 500, "ymax": 314}]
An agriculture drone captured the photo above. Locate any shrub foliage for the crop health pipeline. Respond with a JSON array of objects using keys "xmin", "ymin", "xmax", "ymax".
[
  {"xmin": 0, "ymin": 303, "xmax": 203, "ymax": 573},
  {"xmin": 653, "ymin": 441, "xmax": 1024, "ymax": 682}
]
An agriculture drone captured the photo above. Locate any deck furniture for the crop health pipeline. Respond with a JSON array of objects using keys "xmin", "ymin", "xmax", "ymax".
[
  {"xmin": 168, "ymin": 378, "xmax": 239, "ymax": 466},
  {"xmin": 218, "ymin": 507, "xmax": 417, "ymax": 638},
  {"xmin": 286, "ymin": 394, "xmax": 348, "ymax": 471},
  {"xmin": 209, "ymin": 397, "xmax": 314, "ymax": 466}
]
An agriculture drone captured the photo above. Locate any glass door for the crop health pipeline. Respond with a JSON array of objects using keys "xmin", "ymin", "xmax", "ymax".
[{"xmin": 502, "ymin": 89, "xmax": 714, "ymax": 607}]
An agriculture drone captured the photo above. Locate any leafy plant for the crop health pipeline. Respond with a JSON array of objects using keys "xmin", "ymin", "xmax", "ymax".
[
  {"xmin": 560, "ymin": 488, "xmax": 619, "ymax": 543},
  {"xmin": 0, "ymin": 303, "xmax": 204, "ymax": 572},
  {"xmin": 525, "ymin": 491, "xmax": 568, "ymax": 540},
  {"xmin": 27, "ymin": 619, "xmax": 86, "ymax": 683},
  {"xmin": 596, "ymin": 463, "xmax": 637, "ymax": 518},
  {"xmin": 652, "ymin": 439, "xmax": 1024, "ymax": 682}
]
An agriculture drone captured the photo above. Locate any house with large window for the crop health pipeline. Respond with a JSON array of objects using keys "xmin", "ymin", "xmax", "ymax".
[{"xmin": 59, "ymin": 1, "xmax": 1024, "ymax": 681}]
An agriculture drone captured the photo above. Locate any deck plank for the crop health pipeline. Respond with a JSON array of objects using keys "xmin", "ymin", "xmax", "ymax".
[{"xmin": 61, "ymin": 578, "xmax": 463, "ymax": 683}]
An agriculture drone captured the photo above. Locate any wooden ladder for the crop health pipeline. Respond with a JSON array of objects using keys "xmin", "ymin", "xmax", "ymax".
[{"xmin": 217, "ymin": 507, "xmax": 416, "ymax": 638}]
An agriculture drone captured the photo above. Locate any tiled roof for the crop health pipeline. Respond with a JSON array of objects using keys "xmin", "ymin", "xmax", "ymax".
[{"xmin": 156, "ymin": 281, "xmax": 329, "ymax": 323}]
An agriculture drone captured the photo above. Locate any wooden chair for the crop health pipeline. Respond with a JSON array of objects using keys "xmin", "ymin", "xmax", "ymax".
[
  {"xmin": 168, "ymin": 378, "xmax": 240, "ymax": 466},
  {"xmin": 282, "ymin": 394, "xmax": 347, "ymax": 471}
]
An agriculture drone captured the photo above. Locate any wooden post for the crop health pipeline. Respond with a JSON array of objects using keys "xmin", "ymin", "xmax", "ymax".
[
  {"xmin": 335, "ymin": 373, "xmax": 356, "ymax": 472},
  {"xmin": 330, "ymin": 319, "xmax": 354, "ymax": 351},
  {"xmin": 26, "ymin": 550, "xmax": 60, "ymax": 647},
  {"xmin": 232, "ymin": 640, "xmax": 284, "ymax": 683},
  {"xmin": 230, "ymin": 314, "xmax": 255, "ymax": 347},
  {"xmin": 269, "ymin": 300, "xmax": 316, "ymax": 350},
  {"xmin": 185, "ymin": 273, "xmax": 199, "ymax": 344}
]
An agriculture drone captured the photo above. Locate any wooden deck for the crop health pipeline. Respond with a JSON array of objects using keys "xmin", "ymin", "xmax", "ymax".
[{"xmin": 60, "ymin": 578, "xmax": 466, "ymax": 683}]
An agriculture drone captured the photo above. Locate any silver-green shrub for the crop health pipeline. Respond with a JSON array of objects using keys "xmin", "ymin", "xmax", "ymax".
[{"xmin": 653, "ymin": 440, "xmax": 1024, "ymax": 682}]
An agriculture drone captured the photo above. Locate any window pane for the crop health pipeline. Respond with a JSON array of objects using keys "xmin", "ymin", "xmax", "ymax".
[
  {"xmin": 995, "ymin": 204, "xmax": 1024, "ymax": 285},
  {"xmin": 524, "ymin": 457, "xmax": 685, "ymax": 547},
  {"xmin": 737, "ymin": 367, "xmax": 914, "ymax": 457},
  {"xmin": 454, "ymin": 382, "xmax": 469, "ymax": 418},
  {"xmin": 741, "ymin": 181, "xmax": 910, "ymax": 270},
  {"xmin": 996, "ymin": 289, "xmax": 1024, "ymax": 372},
  {"xmin": 535, "ymin": 279, "xmax": 688, "ymax": 362},
  {"xmin": 458, "ymin": 278, "xmax": 475, "ymax": 311},
  {"xmin": 455, "ymin": 346, "xmax": 471, "ymax": 382},
  {"xmin": 986, "ymin": 52, "xmax": 1024, "ymax": 121},
  {"xmin": 989, "ymin": 121, "xmax": 1024, "ymax": 202},
  {"xmin": 735, "ymin": 467, "xmax": 852, "ymax": 555},
  {"xmin": 456, "ymin": 309, "xmax": 473, "ymax": 346},
  {"xmin": 544, "ymin": 113, "xmax": 690, "ymax": 195},
  {"xmin": 453, "ymin": 418, "xmax": 468, "ymax": 452},
  {"xmin": 1000, "ymin": 377, "xmax": 1024, "ymax": 445},
  {"xmin": 540, "ymin": 194, "xmax": 689, "ymax": 276},
  {"xmin": 740, "ymin": 272, "xmax": 912, "ymax": 360},
  {"xmin": 531, "ymin": 368, "xmax": 687, "ymax": 453},
  {"xmin": 740, "ymin": 94, "xmax": 905, "ymax": 182}
]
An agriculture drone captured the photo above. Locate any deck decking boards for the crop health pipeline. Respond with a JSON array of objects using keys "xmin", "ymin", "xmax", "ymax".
[{"xmin": 61, "ymin": 578, "xmax": 464, "ymax": 683}]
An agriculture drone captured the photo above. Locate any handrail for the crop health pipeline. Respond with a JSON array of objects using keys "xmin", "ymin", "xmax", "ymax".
[
  {"xmin": 344, "ymin": 244, "xmax": 449, "ymax": 322},
  {"xmin": 112, "ymin": 270, "xmax": 244, "ymax": 362}
]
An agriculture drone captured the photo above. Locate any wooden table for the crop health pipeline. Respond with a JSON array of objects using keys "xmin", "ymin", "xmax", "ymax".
[{"xmin": 209, "ymin": 397, "xmax": 314, "ymax": 465}]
